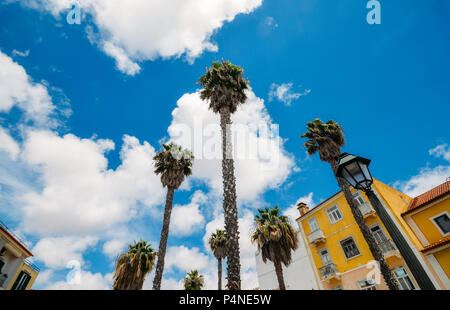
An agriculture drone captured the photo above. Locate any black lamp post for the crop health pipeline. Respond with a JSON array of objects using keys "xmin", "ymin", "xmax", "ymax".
[{"xmin": 336, "ymin": 153, "xmax": 436, "ymax": 290}]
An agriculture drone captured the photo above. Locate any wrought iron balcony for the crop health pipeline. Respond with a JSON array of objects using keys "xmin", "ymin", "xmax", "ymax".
[
  {"xmin": 358, "ymin": 203, "xmax": 376, "ymax": 218},
  {"xmin": 378, "ymin": 239, "xmax": 401, "ymax": 258},
  {"xmin": 307, "ymin": 229, "xmax": 325, "ymax": 245},
  {"xmin": 24, "ymin": 259, "xmax": 40, "ymax": 273},
  {"xmin": 319, "ymin": 263, "xmax": 340, "ymax": 281}
]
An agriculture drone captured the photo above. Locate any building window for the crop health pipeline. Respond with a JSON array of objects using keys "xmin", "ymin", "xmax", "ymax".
[
  {"xmin": 326, "ymin": 205, "xmax": 343, "ymax": 224},
  {"xmin": 358, "ymin": 279, "xmax": 377, "ymax": 290},
  {"xmin": 353, "ymin": 192, "xmax": 366, "ymax": 206},
  {"xmin": 393, "ymin": 267, "xmax": 416, "ymax": 290},
  {"xmin": 340, "ymin": 237, "xmax": 361, "ymax": 260},
  {"xmin": 432, "ymin": 213, "xmax": 450, "ymax": 235},
  {"xmin": 318, "ymin": 248, "xmax": 333, "ymax": 265},
  {"xmin": 307, "ymin": 217, "xmax": 320, "ymax": 232},
  {"xmin": 11, "ymin": 270, "xmax": 31, "ymax": 290}
]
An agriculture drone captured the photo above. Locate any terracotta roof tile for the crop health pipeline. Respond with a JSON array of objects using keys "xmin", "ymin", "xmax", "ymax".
[
  {"xmin": 403, "ymin": 181, "xmax": 450, "ymax": 215},
  {"xmin": 421, "ymin": 236, "xmax": 450, "ymax": 253}
]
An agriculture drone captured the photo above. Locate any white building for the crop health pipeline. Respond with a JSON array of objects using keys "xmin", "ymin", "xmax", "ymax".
[{"xmin": 255, "ymin": 231, "xmax": 319, "ymax": 290}]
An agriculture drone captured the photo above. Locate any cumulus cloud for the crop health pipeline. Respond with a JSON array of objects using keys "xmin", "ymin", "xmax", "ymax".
[
  {"xmin": 45, "ymin": 271, "xmax": 113, "ymax": 290},
  {"xmin": 32, "ymin": 236, "xmax": 98, "ymax": 269},
  {"xmin": 0, "ymin": 51, "xmax": 59, "ymax": 127},
  {"xmin": 19, "ymin": 131, "xmax": 164, "ymax": 236},
  {"xmin": 429, "ymin": 144, "xmax": 450, "ymax": 162},
  {"xmin": 394, "ymin": 143, "xmax": 450, "ymax": 197},
  {"xmin": 167, "ymin": 89, "xmax": 295, "ymax": 204},
  {"xmin": 268, "ymin": 83, "xmax": 310, "ymax": 106},
  {"xmin": 102, "ymin": 239, "xmax": 128, "ymax": 260},
  {"xmin": 165, "ymin": 245, "xmax": 212, "ymax": 273},
  {"xmin": 171, "ymin": 190, "xmax": 207, "ymax": 236},
  {"xmin": 18, "ymin": 0, "xmax": 262, "ymax": 74},
  {"xmin": 0, "ymin": 127, "xmax": 20, "ymax": 160}
]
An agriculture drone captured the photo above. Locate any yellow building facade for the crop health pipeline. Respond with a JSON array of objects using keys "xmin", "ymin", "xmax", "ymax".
[
  {"xmin": 401, "ymin": 181, "xmax": 450, "ymax": 289},
  {"xmin": 296, "ymin": 179, "xmax": 442, "ymax": 290},
  {"xmin": 0, "ymin": 221, "xmax": 39, "ymax": 290}
]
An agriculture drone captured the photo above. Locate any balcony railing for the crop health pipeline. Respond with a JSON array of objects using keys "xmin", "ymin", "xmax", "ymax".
[
  {"xmin": 307, "ymin": 229, "xmax": 325, "ymax": 245},
  {"xmin": 24, "ymin": 259, "xmax": 40, "ymax": 273},
  {"xmin": 319, "ymin": 263, "xmax": 340, "ymax": 281},
  {"xmin": 378, "ymin": 239, "xmax": 400, "ymax": 258},
  {"xmin": 358, "ymin": 203, "xmax": 376, "ymax": 218}
]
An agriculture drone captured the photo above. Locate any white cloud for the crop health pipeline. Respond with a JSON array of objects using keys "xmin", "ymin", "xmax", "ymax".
[
  {"xmin": 283, "ymin": 192, "xmax": 315, "ymax": 226},
  {"xmin": 19, "ymin": 131, "xmax": 164, "ymax": 236},
  {"xmin": 394, "ymin": 143, "xmax": 450, "ymax": 197},
  {"xmin": 268, "ymin": 83, "xmax": 310, "ymax": 106},
  {"xmin": 19, "ymin": 0, "xmax": 262, "ymax": 74},
  {"xmin": 429, "ymin": 144, "xmax": 450, "ymax": 162},
  {"xmin": 167, "ymin": 89, "xmax": 295, "ymax": 204},
  {"xmin": 171, "ymin": 190, "xmax": 207, "ymax": 236},
  {"xmin": 165, "ymin": 245, "xmax": 212, "ymax": 273},
  {"xmin": 0, "ymin": 51, "xmax": 58, "ymax": 127},
  {"xmin": 102, "ymin": 239, "xmax": 128, "ymax": 260},
  {"xmin": 45, "ymin": 271, "xmax": 113, "ymax": 290},
  {"xmin": 0, "ymin": 127, "xmax": 20, "ymax": 160},
  {"xmin": 394, "ymin": 165, "xmax": 450, "ymax": 197},
  {"xmin": 102, "ymin": 42, "xmax": 141, "ymax": 76},
  {"xmin": 32, "ymin": 236, "xmax": 98, "ymax": 269}
]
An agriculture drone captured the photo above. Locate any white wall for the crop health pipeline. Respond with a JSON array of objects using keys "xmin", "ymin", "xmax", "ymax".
[{"xmin": 255, "ymin": 231, "xmax": 318, "ymax": 290}]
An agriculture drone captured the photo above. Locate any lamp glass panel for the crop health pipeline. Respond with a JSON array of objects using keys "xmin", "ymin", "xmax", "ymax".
[
  {"xmin": 342, "ymin": 169, "xmax": 356, "ymax": 187},
  {"xmin": 347, "ymin": 162, "xmax": 364, "ymax": 182}
]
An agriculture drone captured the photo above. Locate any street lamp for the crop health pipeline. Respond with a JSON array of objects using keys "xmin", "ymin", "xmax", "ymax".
[{"xmin": 336, "ymin": 153, "xmax": 436, "ymax": 290}]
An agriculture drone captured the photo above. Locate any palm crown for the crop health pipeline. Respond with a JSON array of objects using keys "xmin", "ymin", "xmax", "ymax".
[
  {"xmin": 113, "ymin": 240, "xmax": 156, "ymax": 290},
  {"xmin": 251, "ymin": 206, "xmax": 299, "ymax": 266},
  {"xmin": 198, "ymin": 60, "xmax": 249, "ymax": 113},
  {"xmin": 301, "ymin": 118, "xmax": 345, "ymax": 163},
  {"xmin": 153, "ymin": 142, "xmax": 194, "ymax": 189},
  {"xmin": 183, "ymin": 270, "xmax": 204, "ymax": 290},
  {"xmin": 209, "ymin": 229, "xmax": 227, "ymax": 260}
]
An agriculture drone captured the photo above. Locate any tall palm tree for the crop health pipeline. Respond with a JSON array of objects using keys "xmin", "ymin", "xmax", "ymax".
[
  {"xmin": 198, "ymin": 60, "xmax": 249, "ymax": 290},
  {"xmin": 251, "ymin": 206, "xmax": 299, "ymax": 290},
  {"xmin": 183, "ymin": 270, "xmax": 204, "ymax": 290},
  {"xmin": 301, "ymin": 118, "xmax": 399, "ymax": 290},
  {"xmin": 113, "ymin": 240, "xmax": 156, "ymax": 290},
  {"xmin": 152, "ymin": 142, "xmax": 194, "ymax": 290},
  {"xmin": 209, "ymin": 229, "xmax": 227, "ymax": 290}
]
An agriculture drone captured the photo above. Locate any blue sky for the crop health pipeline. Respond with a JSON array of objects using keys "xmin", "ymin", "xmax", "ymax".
[{"xmin": 0, "ymin": 0, "xmax": 449, "ymax": 289}]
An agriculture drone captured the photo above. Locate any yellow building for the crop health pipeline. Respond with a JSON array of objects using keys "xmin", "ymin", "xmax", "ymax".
[
  {"xmin": 401, "ymin": 181, "xmax": 450, "ymax": 289},
  {"xmin": 296, "ymin": 179, "xmax": 441, "ymax": 290},
  {"xmin": 0, "ymin": 220, "xmax": 39, "ymax": 290}
]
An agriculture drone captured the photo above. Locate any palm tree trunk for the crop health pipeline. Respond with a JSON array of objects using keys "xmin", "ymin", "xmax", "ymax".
[
  {"xmin": 220, "ymin": 107, "xmax": 241, "ymax": 290},
  {"xmin": 273, "ymin": 260, "xmax": 286, "ymax": 290},
  {"xmin": 330, "ymin": 161, "xmax": 400, "ymax": 290},
  {"xmin": 152, "ymin": 186, "xmax": 175, "ymax": 290},
  {"xmin": 218, "ymin": 258, "xmax": 222, "ymax": 290}
]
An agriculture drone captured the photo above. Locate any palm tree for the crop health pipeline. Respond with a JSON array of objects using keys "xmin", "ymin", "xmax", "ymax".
[
  {"xmin": 183, "ymin": 270, "xmax": 204, "ymax": 290},
  {"xmin": 113, "ymin": 240, "xmax": 156, "ymax": 290},
  {"xmin": 152, "ymin": 142, "xmax": 194, "ymax": 290},
  {"xmin": 301, "ymin": 118, "xmax": 399, "ymax": 290},
  {"xmin": 209, "ymin": 229, "xmax": 227, "ymax": 290},
  {"xmin": 251, "ymin": 206, "xmax": 299, "ymax": 290},
  {"xmin": 198, "ymin": 60, "xmax": 249, "ymax": 290}
]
